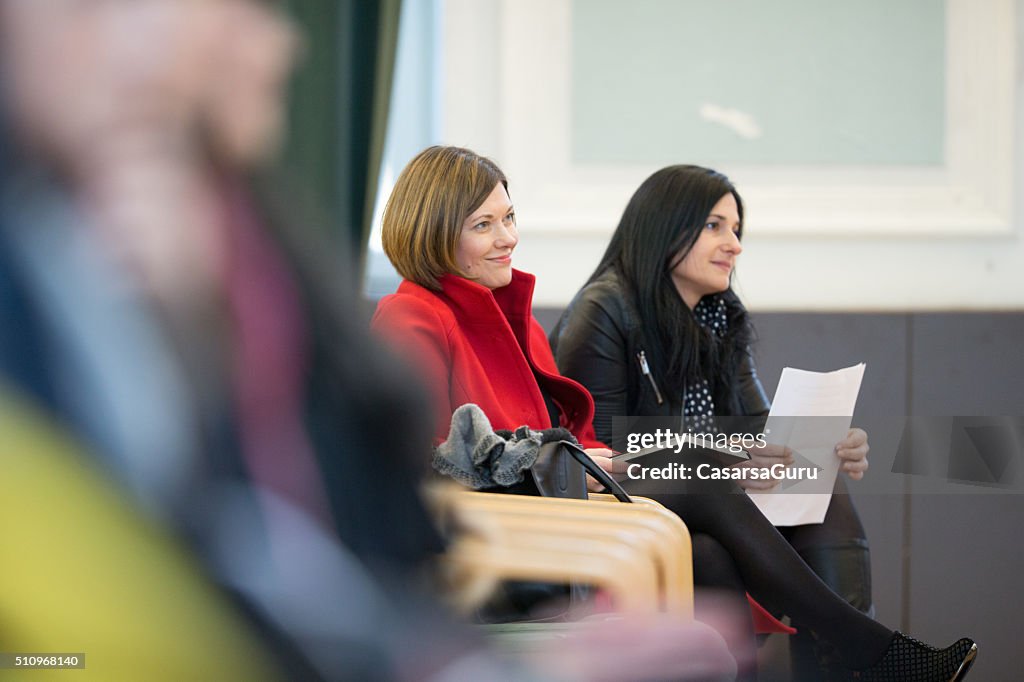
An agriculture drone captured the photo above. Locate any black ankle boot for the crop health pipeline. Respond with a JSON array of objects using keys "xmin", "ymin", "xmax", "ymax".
[{"xmin": 849, "ymin": 632, "xmax": 977, "ymax": 681}]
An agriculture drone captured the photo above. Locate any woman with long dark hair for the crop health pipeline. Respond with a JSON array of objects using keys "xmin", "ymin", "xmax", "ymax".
[{"xmin": 550, "ymin": 164, "xmax": 964, "ymax": 680}]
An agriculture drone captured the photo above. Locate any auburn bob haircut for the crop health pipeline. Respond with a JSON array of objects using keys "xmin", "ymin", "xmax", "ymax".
[{"xmin": 381, "ymin": 145, "xmax": 507, "ymax": 290}]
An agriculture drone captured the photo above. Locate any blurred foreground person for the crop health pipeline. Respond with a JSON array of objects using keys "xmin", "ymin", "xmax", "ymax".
[
  {"xmin": 0, "ymin": 2, "xmax": 739, "ymax": 681},
  {"xmin": 0, "ymin": 1, "xmax": 457, "ymax": 679}
]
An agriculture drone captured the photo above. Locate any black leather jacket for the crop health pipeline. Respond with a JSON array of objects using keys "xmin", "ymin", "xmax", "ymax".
[{"xmin": 549, "ymin": 270, "xmax": 770, "ymax": 447}]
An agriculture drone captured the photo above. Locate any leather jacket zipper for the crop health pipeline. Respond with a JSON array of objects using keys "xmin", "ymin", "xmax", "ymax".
[{"xmin": 636, "ymin": 350, "xmax": 664, "ymax": 405}]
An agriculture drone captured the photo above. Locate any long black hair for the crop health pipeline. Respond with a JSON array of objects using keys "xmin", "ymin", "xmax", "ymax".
[{"xmin": 588, "ymin": 164, "xmax": 754, "ymax": 415}]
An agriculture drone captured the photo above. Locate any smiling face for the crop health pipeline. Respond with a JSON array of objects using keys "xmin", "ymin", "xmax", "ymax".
[
  {"xmin": 455, "ymin": 182, "xmax": 518, "ymax": 289},
  {"xmin": 670, "ymin": 192, "xmax": 743, "ymax": 309}
]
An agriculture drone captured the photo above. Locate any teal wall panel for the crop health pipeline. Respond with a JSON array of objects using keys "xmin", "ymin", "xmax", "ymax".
[{"xmin": 571, "ymin": 0, "xmax": 946, "ymax": 165}]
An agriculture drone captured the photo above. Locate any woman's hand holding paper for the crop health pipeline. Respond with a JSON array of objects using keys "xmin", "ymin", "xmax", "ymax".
[{"xmin": 835, "ymin": 428, "xmax": 869, "ymax": 480}]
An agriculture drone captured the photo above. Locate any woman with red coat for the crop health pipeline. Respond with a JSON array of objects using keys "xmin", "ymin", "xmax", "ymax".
[
  {"xmin": 370, "ymin": 145, "xmax": 976, "ymax": 682},
  {"xmin": 370, "ymin": 160, "xmax": 603, "ymax": 455}
]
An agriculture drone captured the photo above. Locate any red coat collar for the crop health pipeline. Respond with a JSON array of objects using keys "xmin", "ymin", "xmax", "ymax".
[{"xmin": 397, "ymin": 269, "xmax": 537, "ymax": 326}]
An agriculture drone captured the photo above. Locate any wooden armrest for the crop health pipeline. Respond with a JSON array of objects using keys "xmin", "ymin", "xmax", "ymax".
[
  {"xmin": 427, "ymin": 486, "xmax": 694, "ymax": 618},
  {"xmin": 443, "ymin": 535, "xmax": 659, "ymax": 613},
  {"xmin": 483, "ymin": 515, "xmax": 690, "ymax": 616}
]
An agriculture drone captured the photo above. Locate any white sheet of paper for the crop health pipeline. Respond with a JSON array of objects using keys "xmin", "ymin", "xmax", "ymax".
[{"xmin": 748, "ymin": 363, "xmax": 866, "ymax": 526}]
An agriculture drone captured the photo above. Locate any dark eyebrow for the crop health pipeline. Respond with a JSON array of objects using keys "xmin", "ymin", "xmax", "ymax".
[{"xmin": 707, "ymin": 213, "xmax": 741, "ymax": 226}]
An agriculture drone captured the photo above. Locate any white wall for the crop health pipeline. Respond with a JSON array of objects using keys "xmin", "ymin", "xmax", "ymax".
[{"xmin": 439, "ymin": 0, "xmax": 1024, "ymax": 311}]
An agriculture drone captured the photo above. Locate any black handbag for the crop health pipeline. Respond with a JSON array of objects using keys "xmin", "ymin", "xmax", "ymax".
[
  {"xmin": 529, "ymin": 439, "xmax": 587, "ymax": 499},
  {"xmin": 494, "ymin": 439, "xmax": 632, "ymax": 503},
  {"xmin": 532, "ymin": 439, "xmax": 631, "ymax": 503}
]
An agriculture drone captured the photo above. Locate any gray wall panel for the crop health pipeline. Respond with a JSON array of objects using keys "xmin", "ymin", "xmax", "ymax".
[
  {"xmin": 907, "ymin": 313, "xmax": 1024, "ymax": 680},
  {"xmin": 906, "ymin": 494, "xmax": 1022, "ymax": 680},
  {"xmin": 910, "ymin": 313, "xmax": 1024, "ymax": 415}
]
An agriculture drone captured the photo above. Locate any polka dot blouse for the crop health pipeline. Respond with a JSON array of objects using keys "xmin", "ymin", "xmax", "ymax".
[{"xmin": 683, "ymin": 296, "xmax": 728, "ymax": 428}]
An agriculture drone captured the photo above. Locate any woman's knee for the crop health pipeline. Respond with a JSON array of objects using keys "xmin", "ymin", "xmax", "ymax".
[{"xmin": 691, "ymin": 533, "xmax": 745, "ymax": 591}]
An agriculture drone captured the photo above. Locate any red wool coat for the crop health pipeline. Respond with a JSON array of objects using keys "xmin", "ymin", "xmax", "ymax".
[{"xmin": 371, "ymin": 269, "xmax": 603, "ymax": 449}]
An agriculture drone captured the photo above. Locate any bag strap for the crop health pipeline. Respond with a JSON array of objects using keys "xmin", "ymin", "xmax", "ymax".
[{"xmin": 558, "ymin": 441, "xmax": 633, "ymax": 503}]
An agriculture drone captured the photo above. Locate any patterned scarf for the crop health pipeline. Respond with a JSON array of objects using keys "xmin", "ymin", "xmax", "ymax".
[{"xmin": 682, "ymin": 296, "xmax": 728, "ymax": 425}]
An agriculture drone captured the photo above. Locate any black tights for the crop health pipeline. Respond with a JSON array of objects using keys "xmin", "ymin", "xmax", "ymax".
[
  {"xmin": 691, "ymin": 533, "xmax": 758, "ymax": 682},
  {"xmin": 620, "ymin": 455, "xmax": 891, "ymax": 671},
  {"xmin": 782, "ymin": 478, "xmax": 874, "ymax": 680}
]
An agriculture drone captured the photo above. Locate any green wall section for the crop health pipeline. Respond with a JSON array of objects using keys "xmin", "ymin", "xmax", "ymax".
[
  {"xmin": 571, "ymin": 0, "xmax": 945, "ymax": 165},
  {"xmin": 283, "ymin": 0, "xmax": 341, "ymax": 231},
  {"xmin": 282, "ymin": 0, "xmax": 401, "ymax": 260}
]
